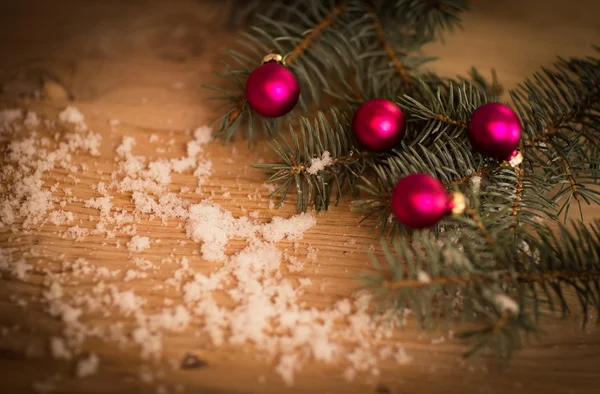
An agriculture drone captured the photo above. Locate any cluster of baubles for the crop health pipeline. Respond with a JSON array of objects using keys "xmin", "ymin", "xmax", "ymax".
[{"xmin": 245, "ymin": 55, "xmax": 523, "ymax": 229}]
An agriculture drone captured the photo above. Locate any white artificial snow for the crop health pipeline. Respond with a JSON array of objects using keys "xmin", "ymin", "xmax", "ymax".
[
  {"xmin": 394, "ymin": 345, "xmax": 412, "ymax": 364},
  {"xmin": 63, "ymin": 226, "xmax": 89, "ymax": 241},
  {"xmin": 13, "ymin": 259, "xmax": 32, "ymax": 280},
  {"xmin": 0, "ymin": 200, "xmax": 15, "ymax": 227},
  {"xmin": 147, "ymin": 160, "xmax": 173, "ymax": 185},
  {"xmin": 50, "ymin": 337, "xmax": 72, "ymax": 360},
  {"xmin": 116, "ymin": 136, "xmax": 136, "ymax": 157},
  {"xmin": 46, "ymin": 281, "xmax": 64, "ymax": 300},
  {"xmin": 85, "ymin": 196, "xmax": 112, "ymax": 217},
  {"xmin": 185, "ymin": 202, "xmax": 255, "ymax": 261},
  {"xmin": 275, "ymin": 354, "xmax": 300, "ymax": 386},
  {"xmin": 48, "ymin": 210, "xmax": 75, "ymax": 226},
  {"xmin": 193, "ymin": 160, "xmax": 213, "ymax": 183},
  {"xmin": 306, "ymin": 151, "xmax": 333, "ymax": 175},
  {"xmin": 171, "ymin": 156, "xmax": 196, "ymax": 173},
  {"xmin": 0, "ymin": 111, "xmax": 414, "ymax": 389},
  {"xmin": 172, "ymin": 82, "xmax": 185, "ymax": 90},
  {"xmin": 0, "ymin": 108, "xmax": 23, "ymax": 125},
  {"xmin": 0, "ymin": 106, "xmax": 102, "ymax": 229},
  {"xmin": 260, "ymin": 213, "xmax": 317, "ymax": 243},
  {"xmin": 261, "ymin": 182, "xmax": 277, "ymax": 193},
  {"xmin": 494, "ymin": 293, "xmax": 520, "ymax": 314},
  {"xmin": 417, "ymin": 271, "xmax": 431, "ymax": 283},
  {"xmin": 471, "ymin": 175, "xmax": 482, "ymax": 195},
  {"xmin": 111, "ymin": 289, "xmax": 146, "ymax": 315},
  {"xmin": 58, "ymin": 106, "xmax": 87, "ymax": 131},
  {"xmin": 124, "ymin": 269, "xmax": 148, "ymax": 281},
  {"xmin": 128, "ymin": 236, "xmax": 151, "ymax": 252},
  {"xmin": 32, "ymin": 379, "xmax": 56, "ymax": 394},
  {"xmin": 0, "ymin": 250, "xmax": 33, "ymax": 281},
  {"xmin": 192, "ymin": 125, "xmax": 213, "ymax": 146},
  {"xmin": 24, "ymin": 111, "xmax": 40, "ymax": 128},
  {"xmin": 306, "ymin": 245, "xmax": 318, "ymax": 263},
  {"xmin": 76, "ymin": 353, "xmax": 99, "ymax": 378}
]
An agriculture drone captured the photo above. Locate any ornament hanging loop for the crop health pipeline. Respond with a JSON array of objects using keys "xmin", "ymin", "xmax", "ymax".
[{"xmin": 262, "ymin": 53, "xmax": 286, "ymax": 66}]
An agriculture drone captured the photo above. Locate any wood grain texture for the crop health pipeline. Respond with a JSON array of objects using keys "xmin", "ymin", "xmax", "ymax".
[{"xmin": 1, "ymin": 1, "xmax": 599, "ymax": 393}]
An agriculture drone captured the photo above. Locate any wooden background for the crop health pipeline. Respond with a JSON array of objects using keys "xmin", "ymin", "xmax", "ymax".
[{"xmin": 1, "ymin": 0, "xmax": 600, "ymax": 393}]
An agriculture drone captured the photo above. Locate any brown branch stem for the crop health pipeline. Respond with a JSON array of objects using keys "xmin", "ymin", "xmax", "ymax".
[
  {"xmin": 332, "ymin": 150, "xmax": 370, "ymax": 165},
  {"xmin": 285, "ymin": 0, "xmax": 349, "ymax": 65},
  {"xmin": 466, "ymin": 209, "xmax": 496, "ymax": 248},
  {"xmin": 558, "ymin": 151, "xmax": 580, "ymax": 201},
  {"xmin": 521, "ymin": 85, "xmax": 600, "ymax": 199},
  {"xmin": 228, "ymin": 99, "xmax": 247, "ymax": 123},
  {"xmin": 543, "ymin": 87, "xmax": 600, "ymax": 137},
  {"xmin": 493, "ymin": 312, "xmax": 510, "ymax": 335},
  {"xmin": 383, "ymin": 270, "xmax": 600, "ymax": 290},
  {"xmin": 436, "ymin": 113, "xmax": 468, "ymax": 129},
  {"xmin": 511, "ymin": 165, "xmax": 525, "ymax": 217},
  {"xmin": 289, "ymin": 149, "xmax": 369, "ymax": 176},
  {"xmin": 369, "ymin": 3, "xmax": 411, "ymax": 85}
]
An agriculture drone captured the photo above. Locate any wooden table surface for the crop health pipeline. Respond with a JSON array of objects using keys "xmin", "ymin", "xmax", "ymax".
[{"xmin": 1, "ymin": 1, "xmax": 600, "ymax": 393}]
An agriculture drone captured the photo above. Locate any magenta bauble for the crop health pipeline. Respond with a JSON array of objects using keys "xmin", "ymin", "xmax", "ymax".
[
  {"xmin": 391, "ymin": 173, "xmax": 452, "ymax": 229},
  {"xmin": 352, "ymin": 98, "xmax": 406, "ymax": 152},
  {"xmin": 245, "ymin": 62, "xmax": 300, "ymax": 118},
  {"xmin": 467, "ymin": 102, "xmax": 521, "ymax": 161}
]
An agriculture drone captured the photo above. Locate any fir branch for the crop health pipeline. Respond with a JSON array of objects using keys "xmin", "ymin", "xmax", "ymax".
[
  {"xmin": 400, "ymin": 80, "xmax": 484, "ymax": 145},
  {"xmin": 382, "ymin": 268, "xmax": 600, "ymax": 290},
  {"xmin": 459, "ymin": 68, "xmax": 503, "ymax": 102},
  {"xmin": 351, "ymin": 132, "xmax": 487, "ymax": 236},
  {"xmin": 510, "ymin": 51, "xmax": 600, "ymax": 221},
  {"xmin": 511, "ymin": 165, "xmax": 524, "ymax": 218},
  {"xmin": 386, "ymin": 0, "xmax": 469, "ymax": 40},
  {"xmin": 328, "ymin": 1, "xmax": 460, "ymax": 104},
  {"xmin": 349, "ymin": 79, "xmax": 490, "ymax": 235},
  {"xmin": 436, "ymin": 113, "xmax": 468, "ymax": 128},
  {"xmin": 559, "ymin": 154, "xmax": 580, "ymax": 201},
  {"xmin": 368, "ymin": 2, "xmax": 412, "ymax": 85},
  {"xmin": 215, "ymin": 1, "xmax": 600, "ymax": 368},
  {"xmin": 450, "ymin": 165, "xmax": 489, "ymax": 185},
  {"xmin": 206, "ymin": 0, "xmax": 364, "ymax": 144},
  {"xmin": 217, "ymin": 0, "xmax": 469, "ymax": 143},
  {"xmin": 285, "ymin": 0, "xmax": 350, "ymax": 64},
  {"xmin": 355, "ymin": 53, "xmax": 599, "ymax": 234},
  {"xmin": 367, "ymin": 220, "xmax": 600, "ymax": 360},
  {"xmin": 230, "ymin": 0, "xmax": 469, "ymax": 42},
  {"xmin": 254, "ymin": 110, "xmax": 371, "ymax": 212},
  {"xmin": 226, "ymin": 0, "xmax": 310, "ymax": 28},
  {"xmin": 466, "ymin": 209, "xmax": 497, "ymax": 253},
  {"xmin": 541, "ymin": 74, "xmax": 600, "ymax": 138}
]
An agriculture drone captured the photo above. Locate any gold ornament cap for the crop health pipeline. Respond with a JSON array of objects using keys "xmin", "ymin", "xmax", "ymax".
[
  {"xmin": 261, "ymin": 53, "xmax": 285, "ymax": 65},
  {"xmin": 502, "ymin": 149, "xmax": 523, "ymax": 168},
  {"xmin": 449, "ymin": 192, "xmax": 467, "ymax": 216}
]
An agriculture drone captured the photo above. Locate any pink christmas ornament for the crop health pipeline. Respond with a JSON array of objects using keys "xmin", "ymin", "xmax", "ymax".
[
  {"xmin": 467, "ymin": 102, "xmax": 521, "ymax": 161},
  {"xmin": 391, "ymin": 173, "xmax": 464, "ymax": 229},
  {"xmin": 352, "ymin": 98, "xmax": 406, "ymax": 152},
  {"xmin": 245, "ymin": 62, "xmax": 300, "ymax": 118}
]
